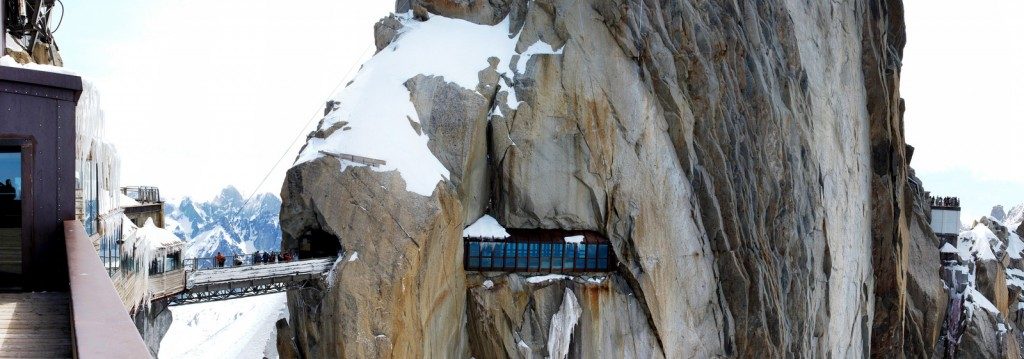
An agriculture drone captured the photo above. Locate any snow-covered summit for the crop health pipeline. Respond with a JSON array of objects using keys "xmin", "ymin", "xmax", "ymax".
[
  {"xmin": 165, "ymin": 186, "xmax": 282, "ymax": 259},
  {"xmin": 294, "ymin": 12, "xmax": 561, "ymax": 196}
]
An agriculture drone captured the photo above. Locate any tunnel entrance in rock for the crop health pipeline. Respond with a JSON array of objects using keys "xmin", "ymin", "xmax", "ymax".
[
  {"xmin": 464, "ymin": 228, "xmax": 616, "ymax": 273},
  {"xmin": 296, "ymin": 228, "xmax": 342, "ymax": 259}
]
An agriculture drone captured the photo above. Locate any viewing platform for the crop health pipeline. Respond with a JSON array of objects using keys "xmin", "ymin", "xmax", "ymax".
[
  {"xmin": 928, "ymin": 194, "xmax": 962, "ymax": 240},
  {"xmin": 464, "ymin": 229, "xmax": 616, "ymax": 273}
]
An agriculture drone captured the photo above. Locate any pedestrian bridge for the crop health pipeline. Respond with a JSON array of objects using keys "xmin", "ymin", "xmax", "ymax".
[{"xmin": 166, "ymin": 257, "xmax": 336, "ymax": 306}]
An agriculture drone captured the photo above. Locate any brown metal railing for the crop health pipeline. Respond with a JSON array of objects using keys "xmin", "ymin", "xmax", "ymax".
[
  {"xmin": 64, "ymin": 220, "xmax": 151, "ymax": 358},
  {"xmin": 464, "ymin": 239, "xmax": 616, "ymax": 273}
]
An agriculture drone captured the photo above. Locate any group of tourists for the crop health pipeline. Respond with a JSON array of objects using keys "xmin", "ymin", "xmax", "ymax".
[
  {"xmin": 931, "ymin": 196, "xmax": 960, "ymax": 208},
  {"xmin": 252, "ymin": 250, "xmax": 292, "ymax": 264},
  {"xmin": 211, "ymin": 250, "xmax": 295, "ymax": 268}
]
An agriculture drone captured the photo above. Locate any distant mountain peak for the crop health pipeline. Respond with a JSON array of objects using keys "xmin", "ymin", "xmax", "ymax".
[
  {"xmin": 991, "ymin": 205, "xmax": 1006, "ymax": 222},
  {"xmin": 165, "ymin": 186, "xmax": 281, "ymax": 259}
]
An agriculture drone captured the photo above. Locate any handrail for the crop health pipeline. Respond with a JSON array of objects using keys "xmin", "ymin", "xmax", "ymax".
[
  {"xmin": 65, "ymin": 220, "xmax": 151, "ymax": 358},
  {"xmin": 183, "ymin": 253, "xmax": 299, "ymax": 272}
]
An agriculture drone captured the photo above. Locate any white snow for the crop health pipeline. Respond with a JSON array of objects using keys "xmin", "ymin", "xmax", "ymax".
[
  {"xmin": 1007, "ymin": 268, "xmax": 1024, "ymax": 290},
  {"xmin": 120, "ymin": 192, "xmax": 141, "ymax": 207},
  {"xmin": 1008, "ymin": 232, "xmax": 1024, "ymax": 259},
  {"xmin": 564, "ymin": 235, "xmax": 584, "ymax": 244},
  {"xmin": 939, "ymin": 243, "xmax": 957, "ymax": 253},
  {"xmin": 135, "ymin": 218, "xmax": 185, "ymax": 255},
  {"xmin": 159, "ymin": 292, "xmax": 288, "ymax": 359},
  {"xmin": 967, "ymin": 287, "xmax": 1000, "ymax": 315},
  {"xmin": 526, "ymin": 274, "xmax": 570, "ymax": 284},
  {"xmin": 183, "ymin": 226, "xmax": 250, "ymax": 259},
  {"xmin": 482, "ymin": 280, "xmax": 494, "ymax": 289},
  {"xmin": 957, "ymin": 224, "xmax": 1000, "ymax": 261},
  {"xmin": 586, "ymin": 276, "xmax": 606, "ymax": 284},
  {"xmin": 0, "ymin": 55, "xmax": 77, "ymax": 75},
  {"xmin": 348, "ymin": 251, "xmax": 359, "ymax": 262},
  {"xmin": 546, "ymin": 289, "xmax": 581, "ymax": 359},
  {"xmin": 324, "ymin": 255, "xmax": 346, "ymax": 289},
  {"xmin": 295, "ymin": 12, "xmax": 561, "ymax": 196},
  {"xmin": 463, "ymin": 215, "xmax": 510, "ymax": 239},
  {"xmin": 1006, "ymin": 203, "xmax": 1024, "ymax": 230}
]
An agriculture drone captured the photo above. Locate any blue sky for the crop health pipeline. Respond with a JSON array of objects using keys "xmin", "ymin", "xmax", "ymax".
[{"xmin": 52, "ymin": 1, "xmax": 1022, "ymax": 222}]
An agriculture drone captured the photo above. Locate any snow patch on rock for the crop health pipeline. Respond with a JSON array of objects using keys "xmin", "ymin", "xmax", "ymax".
[
  {"xmin": 295, "ymin": 13, "xmax": 560, "ymax": 196},
  {"xmin": 463, "ymin": 215, "xmax": 510, "ymax": 239}
]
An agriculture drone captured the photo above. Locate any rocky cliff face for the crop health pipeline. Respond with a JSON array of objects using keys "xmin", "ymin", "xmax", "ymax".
[{"xmin": 279, "ymin": 0, "xmax": 943, "ymax": 357}]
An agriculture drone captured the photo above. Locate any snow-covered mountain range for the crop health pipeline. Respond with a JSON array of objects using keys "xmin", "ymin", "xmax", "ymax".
[
  {"xmin": 164, "ymin": 186, "xmax": 281, "ymax": 259},
  {"xmin": 991, "ymin": 203, "xmax": 1024, "ymax": 232}
]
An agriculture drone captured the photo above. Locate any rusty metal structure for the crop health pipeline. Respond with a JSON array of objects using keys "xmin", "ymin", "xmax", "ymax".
[
  {"xmin": 0, "ymin": 64, "xmax": 80, "ymax": 291},
  {"xmin": 464, "ymin": 229, "xmax": 617, "ymax": 273}
]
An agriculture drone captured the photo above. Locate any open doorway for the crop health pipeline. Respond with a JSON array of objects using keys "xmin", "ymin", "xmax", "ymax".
[{"xmin": 0, "ymin": 146, "xmax": 23, "ymax": 289}]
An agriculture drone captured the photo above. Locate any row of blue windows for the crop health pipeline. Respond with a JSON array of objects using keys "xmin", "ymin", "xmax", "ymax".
[{"xmin": 465, "ymin": 242, "xmax": 612, "ymax": 271}]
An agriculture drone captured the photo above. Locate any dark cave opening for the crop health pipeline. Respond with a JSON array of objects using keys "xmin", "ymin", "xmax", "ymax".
[{"xmin": 296, "ymin": 228, "xmax": 342, "ymax": 259}]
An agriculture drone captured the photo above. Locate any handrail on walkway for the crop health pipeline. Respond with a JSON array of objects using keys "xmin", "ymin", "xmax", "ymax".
[
  {"xmin": 183, "ymin": 253, "xmax": 302, "ymax": 272},
  {"xmin": 65, "ymin": 220, "xmax": 151, "ymax": 358}
]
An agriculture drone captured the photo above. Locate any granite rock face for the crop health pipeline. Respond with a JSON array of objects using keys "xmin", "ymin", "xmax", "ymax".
[
  {"xmin": 279, "ymin": 0, "xmax": 948, "ymax": 357},
  {"xmin": 134, "ymin": 299, "xmax": 174, "ymax": 358}
]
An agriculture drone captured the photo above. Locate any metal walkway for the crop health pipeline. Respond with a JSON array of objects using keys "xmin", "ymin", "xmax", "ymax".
[{"xmin": 168, "ymin": 257, "xmax": 336, "ymax": 306}]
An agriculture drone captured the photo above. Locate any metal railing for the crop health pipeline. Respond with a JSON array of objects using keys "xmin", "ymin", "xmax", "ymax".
[
  {"xmin": 464, "ymin": 239, "xmax": 616, "ymax": 273},
  {"xmin": 183, "ymin": 253, "xmax": 299, "ymax": 271},
  {"xmin": 121, "ymin": 186, "xmax": 161, "ymax": 204},
  {"xmin": 64, "ymin": 220, "xmax": 151, "ymax": 358}
]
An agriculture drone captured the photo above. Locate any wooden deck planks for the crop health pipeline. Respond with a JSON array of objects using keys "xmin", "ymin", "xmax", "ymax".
[{"xmin": 0, "ymin": 292, "xmax": 72, "ymax": 358}]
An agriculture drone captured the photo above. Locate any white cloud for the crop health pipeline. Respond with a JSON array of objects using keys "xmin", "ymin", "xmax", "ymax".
[
  {"xmin": 60, "ymin": 0, "xmax": 393, "ymax": 200},
  {"xmin": 903, "ymin": 0, "xmax": 1024, "ymax": 181}
]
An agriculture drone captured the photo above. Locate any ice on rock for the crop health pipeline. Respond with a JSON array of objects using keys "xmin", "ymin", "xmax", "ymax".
[{"xmin": 546, "ymin": 289, "xmax": 581, "ymax": 359}]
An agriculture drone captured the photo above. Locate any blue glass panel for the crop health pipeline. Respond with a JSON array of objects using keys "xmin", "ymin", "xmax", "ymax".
[
  {"xmin": 587, "ymin": 259, "xmax": 597, "ymax": 270},
  {"xmin": 468, "ymin": 243, "xmax": 480, "ymax": 256},
  {"xmin": 597, "ymin": 244, "xmax": 608, "ymax": 259},
  {"xmin": 481, "ymin": 258, "xmax": 492, "ymax": 268},
  {"xmin": 598, "ymin": 258, "xmax": 608, "ymax": 268},
  {"xmin": 517, "ymin": 243, "xmax": 528, "ymax": 268},
  {"xmin": 481, "ymin": 244, "xmax": 493, "ymax": 257},
  {"xmin": 587, "ymin": 245, "xmax": 598, "ymax": 258},
  {"xmin": 468, "ymin": 258, "xmax": 480, "ymax": 268}
]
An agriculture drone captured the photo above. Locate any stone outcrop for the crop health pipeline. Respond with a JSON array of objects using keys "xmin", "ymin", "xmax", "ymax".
[
  {"xmin": 904, "ymin": 172, "xmax": 947, "ymax": 357},
  {"xmin": 278, "ymin": 0, "xmax": 952, "ymax": 357},
  {"xmin": 276, "ymin": 318, "xmax": 301, "ymax": 359},
  {"xmin": 466, "ymin": 274, "xmax": 662, "ymax": 358},
  {"xmin": 133, "ymin": 299, "xmax": 173, "ymax": 357}
]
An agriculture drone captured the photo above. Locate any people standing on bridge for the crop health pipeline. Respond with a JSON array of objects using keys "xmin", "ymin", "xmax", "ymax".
[
  {"xmin": 253, "ymin": 251, "xmax": 261, "ymax": 265},
  {"xmin": 215, "ymin": 252, "xmax": 225, "ymax": 267},
  {"xmin": 233, "ymin": 255, "xmax": 243, "ymax": 267},
  {"xmin": 262, "ymin": 251, "xmax": 270, "ymax": 264}
]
